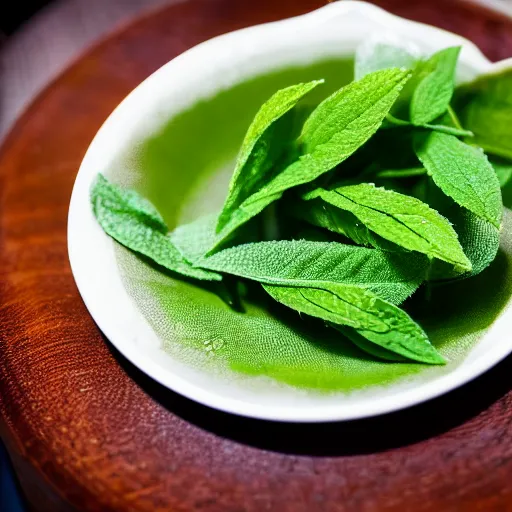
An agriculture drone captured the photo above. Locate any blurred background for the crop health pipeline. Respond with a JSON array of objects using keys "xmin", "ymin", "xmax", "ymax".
[
  {"xmin": 0, "ymin": 1, "xmax": 52, "ymax": 35},
  {"xmin": 1, "ymin": 0, "xmax": 511, "ymax": 35}
]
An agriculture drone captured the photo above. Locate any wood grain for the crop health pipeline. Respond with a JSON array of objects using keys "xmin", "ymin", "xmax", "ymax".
[{"xmin": 1, "ymin": 0, "xmax": 512, "ymax": 511}]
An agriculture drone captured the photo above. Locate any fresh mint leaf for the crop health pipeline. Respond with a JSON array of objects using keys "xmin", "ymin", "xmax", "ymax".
[
  {"xmin": 263, "ymin": 284, "xmax": 444, "ymax": 365},
  {"xmin": 299, "ymin": 69, "xmax": 408, "ymax": 153},
  {"xmin": 291, "ymin": 197, "xmax": 401, "ymax": 251},
  {"xmin": 431, "ymin": 207, "xmax": 500, "ymax": 280},
  {"xmin": 412, "ymin": 176, "xmax": 500, "ymax": 280},
  {"xmin": 91, "ymin": 174, "xmax": 221, "ymax": 281},
  {"xmin": 93, "ymin": 174, "xmax": 168, "ymax": 232},
  {"xmin": 303, "ymin": 184, "xmax": 471, "ymax": 271},
  {"xmin": 216, "ymin": 81, "xmax": 322, "ymax": 232},
  {"xmin": 211, "ymin": 68, "xmax": 410, "ymax": 252},
  {"xmin": 414, "ymin": 131, "xmax": 502, "ymax": 228},
  {"xmin": 332, "ymin": 325, "xmax": 407, "ymax": 362},
  {"xmin": 454, "ymin": 68, "xmax": 512, "ymax": 160},
  {"xmin": 197, "ymin": 240, "xmax": 428, "ymax": 305},
  {"xmin": 171, "ymin": 214, "xmax": 219, "ymax": 263},
  {"xmin": 410, "ymin": 46, "xmax": 461, "ymax": 125}
]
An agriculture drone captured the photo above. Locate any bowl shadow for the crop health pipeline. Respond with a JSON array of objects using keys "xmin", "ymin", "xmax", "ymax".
[{"xmin": 105, "ymin": 336, "xmax": 512, "ymax": 457}]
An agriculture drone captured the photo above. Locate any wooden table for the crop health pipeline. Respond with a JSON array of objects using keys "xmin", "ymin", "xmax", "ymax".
[{"xmin": 2, "ymin": 1, "xmax": 512, "ymax": 510}]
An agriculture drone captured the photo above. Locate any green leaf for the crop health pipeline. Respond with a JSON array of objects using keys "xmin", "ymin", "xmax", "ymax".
[
  {"xmin": 299, "ymin": 69, "xmax": 408, "ymax": 153},
  {"xmin": 263, "ymin": 284, "xmax": 444, "ymax": 365},
  {"xmin": 431, "ymin": 208, "xmax": 500, "ymax": 280},
  {"xmin": 216, "ymin": 81, "xmax": 322, "ymax": 232},
  {"xmin": 355, "ymin": 40, "xmax": 417, "ymax": 80},
  {"xmin": 171, "ymin": 214, "xmax": 219, "ymax": 263},
  {"xmin": 93, "ymin": 174, "xmax": 168, "ymax": 233},
  {"xmin": 412, "ymin": 176, "xmax": 500, "ymax": 280},
  {"xmin": 414, "ymin": 131, "xmax": 502, "ymax": 228},
  {"xmin": 331, "ymin": 325, "xmax": 407, "ymax": 362},
  {"xmin": 197, "ymin": 240, "xmax": 427, "ymax": 305},
  {"xmin": 90, "ymin": 174, "xmax": 221, "ymax": 281},
  {"xmin": 303, "ymin": 184, "xmax": 472, "ymax": 271},
  {"xmin": 410, "ymin": 46, "xmax": 461, "ymax": 125},
  {"xmin": 491, "ymin": 157, "xmax": 512, "ymax": 188},
  {"xmin": 211, "ymin": 68, "xmax": 411, "ymax": 252},
  {"xmin": 290, "ymin": 197, "xmax": 401, "ymax": 251},
  {"xmin": 454, "ymin": 68, "xmax": 512, "ymax": 160},
  {"xmin": 423, "ymin": 181, "xmax": 500, "ymax": 280}
]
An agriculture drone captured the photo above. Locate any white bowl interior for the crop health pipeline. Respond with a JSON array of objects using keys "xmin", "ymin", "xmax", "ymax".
[{"xmin": 68, "ymin": 1, "xmax": 512, "ymax": 422}]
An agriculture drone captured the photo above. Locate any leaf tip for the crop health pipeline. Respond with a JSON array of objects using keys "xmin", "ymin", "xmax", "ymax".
[
  {"xmin": 455, "ymin": 256, "xmax": 473, "ymax": 274},
  {"xmin": 429, "ymin": 351, "xmax": 447, "ymax": 365}
]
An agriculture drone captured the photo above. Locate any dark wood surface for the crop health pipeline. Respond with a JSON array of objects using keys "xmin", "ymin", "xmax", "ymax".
[
  {"xmin": 2, "ymin": 0, "xmax": 512, "ymax": 510},
  {"xmin": 0, "ymin": 0, "xmax": 172, "ymax": 141}
]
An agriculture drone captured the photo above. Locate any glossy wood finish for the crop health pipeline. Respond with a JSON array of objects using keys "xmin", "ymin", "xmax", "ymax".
[{"xmin": 1, "ymin": 1, "xmax": 512, "ymax": 510}]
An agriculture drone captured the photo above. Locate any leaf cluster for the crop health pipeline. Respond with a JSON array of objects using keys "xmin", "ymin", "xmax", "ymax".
[{"xmin": 91, "ymin": 41, "xmax": 508, "ymax": 365}]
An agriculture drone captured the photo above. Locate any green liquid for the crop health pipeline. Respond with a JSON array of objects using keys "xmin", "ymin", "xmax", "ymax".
[{"xmin": 109, "ymin": 58, "xmax": 512, "ymax": 392}]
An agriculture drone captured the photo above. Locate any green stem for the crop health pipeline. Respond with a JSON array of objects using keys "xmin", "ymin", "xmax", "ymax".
[
  {"xmin": 422, "ymin": 124, "xmax": 473, "ymax": 138},
  {"xmin": 385, "ymin": 112, "xmax": 473, "ymax": 137},
  {"xmin": 385, "ymin": 113, "xmax": 411, "ymax": 127},
  {"xmin": 376, "ymin": 168, "xmax": 427, "ymax": 179},
  {"xmin": 447, "ymin": 105, "xmax": 463, "ymax": 130}
]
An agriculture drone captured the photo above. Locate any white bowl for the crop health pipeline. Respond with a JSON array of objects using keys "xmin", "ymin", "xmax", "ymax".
[{"xmin": 68, "ymin": 0, "xmax": 512, "ymax": 422}]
